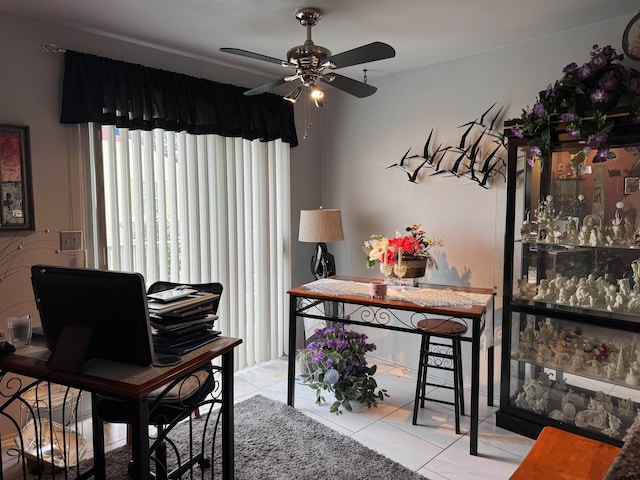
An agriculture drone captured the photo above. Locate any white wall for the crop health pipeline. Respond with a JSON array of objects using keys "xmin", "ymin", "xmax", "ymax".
[
  {"xmin": 317, "ymin": 16, "xmax": 636, "ymax": 397},
  {"xmin": 0, "ymin": 9, "xmax": 637, "ymax": 400},
  {"xmin": 0, "ymin": 11, "xmax": 322, "ymax": 326}
]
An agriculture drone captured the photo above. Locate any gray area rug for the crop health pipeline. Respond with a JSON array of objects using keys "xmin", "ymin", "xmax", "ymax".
[{"xmin": 40, "ymin": 394, "xmax": 426, "ymax": 479}]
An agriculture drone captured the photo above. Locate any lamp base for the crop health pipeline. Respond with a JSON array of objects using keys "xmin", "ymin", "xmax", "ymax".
[{"xmin": 311, "ymin": 242, "xmax": 336, "ymax": 279}]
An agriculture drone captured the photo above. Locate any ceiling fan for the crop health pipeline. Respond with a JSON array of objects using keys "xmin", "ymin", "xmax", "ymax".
[{"xmin": 220, "ymin": 7, "xmax": 396, "ymax": 107}]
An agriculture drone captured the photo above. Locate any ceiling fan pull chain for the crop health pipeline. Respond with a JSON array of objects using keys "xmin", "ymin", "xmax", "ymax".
[
  {"xmin": 220, "ymin": 6, "xmax": 396, "ymax": 139},
  {"xmin": 303, "ymin": 92, "xmax": 310, "ymax": 139}
]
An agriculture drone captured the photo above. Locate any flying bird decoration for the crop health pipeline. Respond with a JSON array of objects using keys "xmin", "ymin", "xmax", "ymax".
[
  {"xmin": 388, "ymin": 103, "xmax": 507, "ymax": 188},
  {"xmin": 386, "ymin": 130, "xmax": 446, "ymax": 183}
]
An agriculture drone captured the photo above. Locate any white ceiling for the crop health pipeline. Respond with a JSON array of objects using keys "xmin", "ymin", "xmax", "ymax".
[{"xmin": 1, "ymin": 0, "xmax": 639, "ymax": 88}]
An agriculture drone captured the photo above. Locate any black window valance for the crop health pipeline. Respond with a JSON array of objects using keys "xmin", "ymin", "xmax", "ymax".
[{"xmin": 60, "ymin": 50, "xmax": 298, "ymax": 147}]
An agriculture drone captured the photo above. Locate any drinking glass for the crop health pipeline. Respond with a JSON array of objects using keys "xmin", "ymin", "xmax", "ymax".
[
  {"xmin": 379, "ymin": 262, "xmax": 393, "ymax": 284},
  {"xmin": 393, "ymin": 263, "xmax": 408, "ymax": 289},
  {"xmin": 8, "ymin": 315, "xmax": 32, "ymax": 349}
]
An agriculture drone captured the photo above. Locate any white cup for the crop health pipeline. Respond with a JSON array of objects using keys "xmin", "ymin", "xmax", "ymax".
[
  {"xmin": 8, "ymin": 315, "xmax": 32, "ymax": 349},
  {"xmin": 369, "ymin": 280, "xmax": 388, "ymax": 299}
]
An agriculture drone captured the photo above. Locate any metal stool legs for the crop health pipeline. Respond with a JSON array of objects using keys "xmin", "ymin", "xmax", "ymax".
[{"xmin": 412, "ymin": 332, "xmax": 465, "ymax": 433}]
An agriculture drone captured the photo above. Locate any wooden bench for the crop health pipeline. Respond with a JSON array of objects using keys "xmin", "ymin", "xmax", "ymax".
[{"xmin": 510, "ymin": 427, "xmax": 621, "ymax": 480}]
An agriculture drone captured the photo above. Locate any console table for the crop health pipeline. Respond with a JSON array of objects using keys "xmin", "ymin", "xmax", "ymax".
[
  {"xmin": 287, "ymin": 276, "xmax": 493, "ymax": 456},
  {"xmin": 0, "ymin": 336, "xmax": 242, "ymax": 479}
]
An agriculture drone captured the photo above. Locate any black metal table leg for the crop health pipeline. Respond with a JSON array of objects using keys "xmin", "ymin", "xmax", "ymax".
[
  {"xmin": 222, "ymin": 350, "xmax": 235, "ymax": 480},
  {"xmin": 487, "ymin": 294, "xmax": 495, "ymax": 407},
  {"xmin": 487, "ymin": 345, "xmax": 494, "ymax": 407},
  {"xmin": 471, "ymin": 318, "xmax": 480, "ymax": 456},
  {"xmin": 287, "ymin": 294, "xmax": 297, "ymax": 407},
  {"xmin": 90, "ymin": 392, "xmax": 106, "ymax": 480},
  {"xmin": 130, "ymin": 397, "xmax": 151, "ymax": 479}
]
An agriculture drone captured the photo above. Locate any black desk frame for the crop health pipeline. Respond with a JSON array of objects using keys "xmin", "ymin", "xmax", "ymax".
[
  {"xmin": 0, "ymin": 338, "xmax": 240, "ymax": 479},
  {"xmin": 287, "ymin": 279, "xmax": 493, "ymax": 456}
]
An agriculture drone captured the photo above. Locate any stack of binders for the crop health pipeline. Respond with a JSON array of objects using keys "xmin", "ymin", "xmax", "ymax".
[{"xmin": 147, "ymin": 287, "xmax": 221, "ymax": 355}]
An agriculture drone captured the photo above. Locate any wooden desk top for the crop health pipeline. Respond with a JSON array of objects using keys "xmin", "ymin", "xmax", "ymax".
[
  {"xmin": 0, "ymin": 336, "xmax": 242, "ymax": 399},
  {"xmin": 288, "ymin": 276, "xmax": 492, "ymax": 320}
]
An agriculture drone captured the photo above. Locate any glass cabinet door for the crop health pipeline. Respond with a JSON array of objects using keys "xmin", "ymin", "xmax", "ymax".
[
  {"xmin": 507, "ymin": 311, "xmax": 640, "ymax": 442},
  {"xmin": 499, "ymin": 121, "xmax": 640, "ymax": 445},
  {"xmin": 512, "ymin": 145, "xmax": 640, "ymax": 318}
]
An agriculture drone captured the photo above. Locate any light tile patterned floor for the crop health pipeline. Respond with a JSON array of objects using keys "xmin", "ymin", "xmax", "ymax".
[
  {"xmin": 235, "ymin": 357, "xmax": 535, "ymax": 480},
  {"xmin": 1, "ymin": 357, "xmax": 535, "ymax": 479}
]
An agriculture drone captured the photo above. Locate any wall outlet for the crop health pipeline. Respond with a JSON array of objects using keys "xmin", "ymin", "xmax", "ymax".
[{"xmin": 59, "ymin": 231, "xmax": 83, "ymax": 251}]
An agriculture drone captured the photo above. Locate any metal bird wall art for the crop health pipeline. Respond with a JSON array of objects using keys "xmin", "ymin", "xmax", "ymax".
[
  {"xmin": 388, "ymin": 103, "xmax": 507, "ymax": 188},
  {"xmin": 385, "ymin": 131, "xmax": 445, "ymax": 183}
]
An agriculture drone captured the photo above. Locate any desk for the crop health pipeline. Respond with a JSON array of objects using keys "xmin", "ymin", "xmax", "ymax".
[
  {"xmin": 0, "ymin": 336, "xmax": 241, "ymax": 479},
  {"xmin": 287, "ymin": 276, "xmax": 493, "ymax": 456}
]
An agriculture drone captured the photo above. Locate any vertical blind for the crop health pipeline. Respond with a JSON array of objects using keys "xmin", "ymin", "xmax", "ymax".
[{"xmin": 95, "ymin": 125, "xmax": 291, "ymax": 369}]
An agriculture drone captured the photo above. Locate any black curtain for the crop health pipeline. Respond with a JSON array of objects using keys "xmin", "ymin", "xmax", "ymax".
[{"xmin": 60, "ymin": 50, "xmax": 298, "ymax": 147}]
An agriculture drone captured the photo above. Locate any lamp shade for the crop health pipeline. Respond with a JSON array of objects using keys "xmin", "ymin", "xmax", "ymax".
[{"xmin": 298, "ymin": 209, "xmax": 344, "ymax": 243}]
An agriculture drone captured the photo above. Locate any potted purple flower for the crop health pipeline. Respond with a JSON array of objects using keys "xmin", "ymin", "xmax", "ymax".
[
  {"xmin": 300, "ymin": 321, "xmax": 389, "ymax": 414},
  {"xmin": 509, "ymin": 44, "xmax": 640, "ymax": 166}
]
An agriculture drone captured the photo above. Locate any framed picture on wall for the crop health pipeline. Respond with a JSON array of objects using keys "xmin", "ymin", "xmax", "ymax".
[
  {"xmin": 0, "ymin": 125, "xmax": 35, "ymax": 231},
  {"xmin": 623, "ymin": 11, "xmax": 640, "ymax": 61},
  {"xmin": 624, "ymin": 176, "xmax": 640, "ymax": 195}
]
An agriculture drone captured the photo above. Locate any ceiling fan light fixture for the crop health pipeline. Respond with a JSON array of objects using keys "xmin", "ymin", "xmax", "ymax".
[
  {"xmin": 313, "ymin": 95, "xmax": 325, "ymax": 109},
  {"xmin": 322, "ymin": 73, "xmax": 336, "ymax": 83},
  {"xmin": 220, "ymin": 6, "xmax": 395, "ymax": 101},
  {"xmin": 284, "ymin": 86, "xmax": 303, "ymax": 103},
  {"xmin": 310, "ymin": 87, "xmax": 324, "ymax": 99}
]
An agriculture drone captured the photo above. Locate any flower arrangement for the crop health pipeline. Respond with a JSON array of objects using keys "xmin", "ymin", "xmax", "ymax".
[
  {"xmin": 362, "ymin": 224, "xmax": 442, "ymax": 269},
  {"xmin": 509, "ymin": 44, "xmax": 640, "ymax": 166},
  {"xmin": 299, "ymin": 321, "xmax": 388, "ymax": 414}
]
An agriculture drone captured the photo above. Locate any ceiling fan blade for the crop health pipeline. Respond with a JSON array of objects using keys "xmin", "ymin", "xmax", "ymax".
[
  {"xmin": 321, "ymin": 73, "xmax": 377, "ymax": 98},
  {"xmin": 325, "ymin": 42, "xmax": 395, "ymax": 69},
  {"xmin": 244, "ymin": 77, "xmax": 289, "ymax": 96},
  {"xmin": 220, "ymin": 47, "xmax": 286, "ymax": 66}
]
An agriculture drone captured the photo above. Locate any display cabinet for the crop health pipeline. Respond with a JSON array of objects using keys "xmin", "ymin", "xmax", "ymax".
[{"xmin": 498, "ymin": 117, "xmax": 640, "ymax": 445}]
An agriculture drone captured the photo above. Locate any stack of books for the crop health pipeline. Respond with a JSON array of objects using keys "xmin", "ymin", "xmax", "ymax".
[{"xmin": 147, "ymin": 287, "xmax": 221, "ymax": 355}]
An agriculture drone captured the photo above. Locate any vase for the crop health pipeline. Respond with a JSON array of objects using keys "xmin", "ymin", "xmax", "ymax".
[
  {"xmin": 345, "ymin": 399, "xmax": 367, "ymax": 413},
  {"xmin": 329, "ymin": 392, "xmax": 366, "ymax": 412},
  {"xmin": 295, "ymin": 349, "xmax": 314, "ymax": 377},
  {"xmin": 391, "ymin": 256, "xmax": 428, "ymax": 279}
]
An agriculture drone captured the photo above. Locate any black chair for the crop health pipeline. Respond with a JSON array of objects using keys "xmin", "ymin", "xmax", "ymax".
[
  {"xmin": 412, "ymin": 317, "xmax": 467, "ymax": 434},
  {"xmin": 96, "ymin": 368, "xmax": 218, "ymax": 479},
  {"xmin": 95, "ymin": 281, "xmax": 223, "ymax": 479}
]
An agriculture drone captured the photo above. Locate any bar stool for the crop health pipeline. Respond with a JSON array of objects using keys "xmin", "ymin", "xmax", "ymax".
[{"xmin": 412, "ymin": 317, "xmax": 467, "ymax": 434}]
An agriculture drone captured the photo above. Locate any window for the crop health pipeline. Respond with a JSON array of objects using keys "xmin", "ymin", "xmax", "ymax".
[{"xmin": 88, "ymin": 124, "xmax": 291, "ymax": 369}]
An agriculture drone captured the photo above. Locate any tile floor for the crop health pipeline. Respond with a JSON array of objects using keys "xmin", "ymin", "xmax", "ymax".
[
  {"xmin": 1, "ymin": 356, "xmax": 535, "ymax": 479},
  {"xmin": 234, "ymin": 356, "xmax": 535, "ymax": 480}
]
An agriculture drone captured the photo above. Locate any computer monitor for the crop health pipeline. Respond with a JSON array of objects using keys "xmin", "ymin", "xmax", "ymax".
[{"xmin": 31, "ymin": 264, "xmax": 155, "ymax": 371}]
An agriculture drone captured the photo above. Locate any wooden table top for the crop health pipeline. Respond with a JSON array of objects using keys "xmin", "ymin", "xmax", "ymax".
[
  {"xmin": 288, "ymin": 276, "xmax": 493, "ymax": 320},
  {"xmin": 0, "ymin": 336, "xmax": 242, "ymax": 399}
]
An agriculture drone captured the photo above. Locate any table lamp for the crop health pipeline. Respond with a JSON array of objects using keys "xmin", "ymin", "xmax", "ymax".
[{"xmin": 298, "ymin": 208, "xmax": 344, "ymax": 279}]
